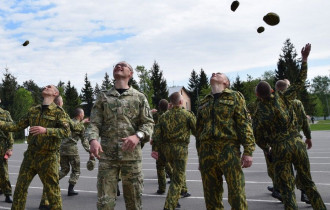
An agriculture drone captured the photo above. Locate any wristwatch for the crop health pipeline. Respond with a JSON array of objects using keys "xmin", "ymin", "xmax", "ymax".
[{"xmin": 136, "ymin": 131, "xmax": 144, "ymax": 141}]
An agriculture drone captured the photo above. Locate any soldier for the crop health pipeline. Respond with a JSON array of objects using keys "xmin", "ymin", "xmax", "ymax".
[
  {"xmin": 196, "ymin": 72, "xmax": 255, "ymax": 210},
  {"xmin": 276, "ymin": 79, "xmax": 312, "ymax": 204},
  {"xmin": 0, "ymin": 98, "xmax": 14, "ymax": 203},
  {"xmin": 86, "ymin": 61, "xmax": 154, "ymax": 210},
  {"xmin": 153, "ymin": 92, "xmax": 196, "ymax": 210},
  {"xmin": 254, "ymin": 43, "xmax": 326, "ymax": 210},
  {"xmin": 151, "ymin": 99, "xmax": 173, "ymax": 195},
  {"xmin": 0, "ymin": 85, "xmax": 70, "ymax": 210},
  {"xmin": 39, "ymin": 97, "xmax": 91, "ymax": 209}
]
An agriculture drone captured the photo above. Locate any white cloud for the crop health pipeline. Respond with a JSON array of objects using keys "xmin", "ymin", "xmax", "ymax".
[{"xmin": 0, "ymin": 0, "xmax": 329, "ymax": 92}]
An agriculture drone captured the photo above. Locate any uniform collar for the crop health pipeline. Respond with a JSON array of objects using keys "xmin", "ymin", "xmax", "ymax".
[{"xmin": 108, "ymin": 86, "xmax": 134, "ymax": 96}]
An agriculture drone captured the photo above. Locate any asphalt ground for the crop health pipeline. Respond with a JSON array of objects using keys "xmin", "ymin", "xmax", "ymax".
[{"xmin": 1, "ymin": 130, "xmax": 330, "ymax": 210}]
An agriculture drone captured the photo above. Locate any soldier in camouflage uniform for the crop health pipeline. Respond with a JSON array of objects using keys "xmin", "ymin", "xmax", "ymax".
[
  {"xmin": 276, "ymin": 79, "xmax": 312, "ymax": 204},
  {"xmin": 253, "ymin": 43, "xmax": 326, "ymax": 210},
  {"xmin": 196, "ymin": 72, "xmax": 255, "ymax": 210},
  {"xmin": 86, "ymin": 61, "xmax": 154, "ymax": 210},
  {"xmin": 0, "ymin": 100, "xmax": 14, "ymax": 203},
  {"xmin": 0, "ymin": 85, "xmax": 71, "ymax": 210},
  {"xmin": 151, "ymin": 99, "xmax": 173, "ymax": 194},
  {"xmin": 153, "ymin": 92, "xmax": 196, "ymax": 210}
]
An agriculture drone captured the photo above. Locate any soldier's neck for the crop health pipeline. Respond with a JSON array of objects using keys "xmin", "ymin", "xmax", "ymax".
[
  {"xmin": 114, "ymin": 80, "xmax": 130, "ymax": 89},
  {"xmin": 211, "ymin": 84, "xmax": 225, "ymax": 94},
  {"xmin": 43, "ymin": 97, "xmax": 54, "ymax": 105}
]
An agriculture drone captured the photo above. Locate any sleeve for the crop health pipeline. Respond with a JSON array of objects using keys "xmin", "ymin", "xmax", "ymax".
[
  {"xmin": 285, "ymin": 62, "xmax": 308, "ymax": 100},
  {"xmin": 188, "ymin": 112, "xmax": 197, "ymax": 137},
  {"xmin": 195, "ymin": 107, "xmax": 203, "ymax": 157},
  {"xmin": 152, "ymin": 122, "xmax": 162, "ymax": 152},
  {"xmin": 86, "ymin": 94, "xmax": 104, "ymax": 142},
  {"xmin": 81, "ymin": 134, "xmax": 91, "ymax": 153},
  {"xmin": 234, "ymin": 92, "xmax": 255, "ymax": 156},
  {"xmin": 0, "ymin": 111, "xmax": 30, "ymax": 133},
  {"xmin": 137, "ymin": 96, "xmax": 155, "ymax": 144},
  {"xmin": 252, "ymin": 112, "xmax": 270, "ymax": 152},
  {"xmin": 6, "ymin": 112, "xmax": 14, "ymax": 150},
  {"xmin": 45, "ymin": 110, "xmax": 71, "ymax": 139},
  {"xmin": 297, "ymin": 101, "xmax": 311, "ymax": 139}
]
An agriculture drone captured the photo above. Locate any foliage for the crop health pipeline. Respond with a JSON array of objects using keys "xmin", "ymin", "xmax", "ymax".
[
  {"xmin": 23, "ymin": 80, "xmax": 42, "ymax": 105},
  {"xmin": 311, "ymin": 76, "xmax": 330, "ymax": 118},
  {"xmin": 80, "ymin": 73, "xmax": 94, "ymax": 117},
  {"xmin": 64, "ymin": 81, "xmax": 81, "ymax": 118},
  {"xmin": 150, "ymin": 61, "xmax": 168, "ymax": 108},
  {"xmin": 136, "ymin": 65, "xmax": 154, "ymax": 106},
  {"xmin": 101, "ymin": 72, "xmax": 112, "ymax": 90},
  {"xmin": 0, "ymin": 68, "xmax": 18, "ymax": 113},
  {"xmin": 187, "ymin": 69, "xmax": 200, "ymax": 114}
]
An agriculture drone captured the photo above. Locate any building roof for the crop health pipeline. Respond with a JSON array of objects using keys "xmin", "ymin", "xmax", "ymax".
[{"xmin": 168, "ymin": 86, "xmax": 188, "ymax": 96}]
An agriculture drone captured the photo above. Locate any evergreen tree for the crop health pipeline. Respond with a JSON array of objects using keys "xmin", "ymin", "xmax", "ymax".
[
  {"xmin": 65, "ymin": 81, "xmax": 81, "ymax": 118},
  {"xmin": 198, "ymin": 68, "xmax": 209, "ymax": 91},
  {"xmin": 136, "ymin": 65, "xmax": 153, "ymax": 106},
  {"xmin": 57, "ymin": 80, "xmax": 65, "ymax": 97},
  {"xmin": 187, "ymin": 69, "xmax": 199, "ymax": 114},
  {"xmin": 150, "ymin": 61, "xmax": 168, "ymax": 108},
  {"xmin": 0, "ymin": 68, "xmax": 18, "ymax": 113},
  {"xmin": 23, "ymin": 80, "xmax": 42, "ymax": 105},
  {"xmin": 94, "ymin": 83, "xmax": 101, "ymax": 96},
  {"xmin": 129, "ymin": 77, "xmax": 140, "ymax": 90},
  {"xmin": 231, "ymin": 75, "xmax": 244, "ymax": 93},
  {"xmin": 101, "ymin": 72, "xmax": 112, "ymax": 90},
  {"xmin": 80, "ymin": 73, "xmax": 94, "ymax": 117},
  {"xmin": 311, "ymin": 75, "xmax": 330, "ymax": 118}
]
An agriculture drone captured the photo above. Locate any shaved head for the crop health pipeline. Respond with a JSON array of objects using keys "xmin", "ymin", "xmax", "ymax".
[
  {"xmin": 256, "ymin": 81, "xmax": 272, "ymax": 99},
  {"xmin": 275, "ymin": 80, "xmax": 289, "ymax": 92}
]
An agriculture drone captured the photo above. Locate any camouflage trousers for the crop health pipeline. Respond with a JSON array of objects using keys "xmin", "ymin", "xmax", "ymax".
[
  {"xmin": 272, "ymin": 137, "xmax": 326, "ymax": 210},
  {"xmin": 0, "ymin": 154, "xmax": 12, "ymax": 196},
  {"xmin": 97, "ymin": 159, "xmax": 143, "ymax": 210},
  {"xmin": 156, "ymin": 149, "xmax": 173, "ymax": 192},
  {"xmin": 163, "ymin": 144, "xmax": 188, "ymax": 210},
  {"xmin": 199, "ymin": 143, "xmax": 247, "ymax": 210},
  {"xmin": 264, "ymin": 152, "xmax": 280, "ymax": 191},
  {"xmin": 40, "ymin": 154, "xmax": 81, "ymax": 206},
  {"xmin": 12, "ymin": 150, "xmax": 62, "ymax": 210}
]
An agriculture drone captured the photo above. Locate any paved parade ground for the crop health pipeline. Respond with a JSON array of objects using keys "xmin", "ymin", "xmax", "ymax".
[{"xmin": 1, "ymin": 130, "xmax": 330, "ymax": 210}]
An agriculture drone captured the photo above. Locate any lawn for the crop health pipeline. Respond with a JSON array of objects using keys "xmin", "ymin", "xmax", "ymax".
[{"xmin": 310, "ymin": 120, "xmax": 330, "ymax": 131}]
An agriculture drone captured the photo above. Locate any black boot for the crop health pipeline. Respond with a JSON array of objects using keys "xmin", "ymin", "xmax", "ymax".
[
  {"xmin": 39, "ymin": 204, "xmax": 50, "ymax": 210},
  {"xmin": 117, "ymin": 183, "xmax": 120, "ymax": 196},
  {"xmin": 301, "ymin": 190, "xmax": 311, "ymax": 204},
  {"xmin": 5, "ymin": 195, "xmax": 13, "ymax": 203},
  {"xmin": 68, "ymin": 184, "xmax": 79, "ymax": 196},
  {"xmin": 0, "ymin": 190, "xmax": 3, "ymax": 195},
  {"xmin": 271, "ymin": 189, "xmax": 282, "ymax": 202}
]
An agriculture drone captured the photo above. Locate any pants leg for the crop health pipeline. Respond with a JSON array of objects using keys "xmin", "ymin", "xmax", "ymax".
[
  {"xmin": 156, "ymin": 153, "xmax": 167, "ymax": 191},
  {"xmin": 59, "ymin": 155, "xmax": 70, "ymax": 180},
  {"xmin": 11, "ymin": 152, "xmax": 37, "ymax": 210},
  {"xmin": 97, "ymin": 160, "xmax": 119, "ymax": 210},
  {"xmin": 0, "ymin": 156, "xmax": 12, "ymax": 196},
  {"xmin": 69, "ymin": 155, "xmax": 81, "ymax": 185},
  {"xmin": 121, "ymin": 161, "xmax": 143, "ymax": 210}
]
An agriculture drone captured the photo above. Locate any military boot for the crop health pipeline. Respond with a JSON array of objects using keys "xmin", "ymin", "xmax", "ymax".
[
  {"xmin": 301, "ymin": 190, "xmax": 311, "ymax": 204},
  {"xmin": 5, "ymin": 195, "xmax": 13, "ymax": 203},
  {"xmin": 117, "ymin": 183, "xmax": 120, "ymax": 196},
  {"xmin": 68, "ymin": 184, "xmax": 79, "ymax": 196}
]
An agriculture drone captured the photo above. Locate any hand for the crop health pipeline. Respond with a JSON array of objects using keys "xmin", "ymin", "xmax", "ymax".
[
  {"xmin": 82, "ymin": 118, "xmax": 90, "ymax": 124},
  {"xmin": 5, "ymin": 149, "xmax": 13, "ymax": 158},
  {"xmin": 305, "ymin": 139, "xmax": 312, "ymax": 149},
  {"xmin": 90, "ymin": 139, "xmax": 103, "ymax": 159},
  {"xmin": 151, "ymin": 109, "xmax": 158, "ymax": 114},
  {"xmin": 241, "ymin": 155, "xmax": 253, "ymax": 168},
  {"xmin": 29, "ymin": 126, "xmax": 47, "ymax": 136},
  {"xmin": 121, "ymin": 135, "xmax": 140, "ymax": 152},
  {"xmin": 151, "ymin": 151, "xmax": 159, "ymax": 160},
  {"xmin": 301, "ymin": 43, "xmax": 311, "ymax": 62}
]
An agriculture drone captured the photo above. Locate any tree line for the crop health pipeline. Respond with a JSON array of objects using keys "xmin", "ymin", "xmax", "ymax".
[{"xmin": 1, "ymin": 39, "xmax": 329, "ymax": 140}]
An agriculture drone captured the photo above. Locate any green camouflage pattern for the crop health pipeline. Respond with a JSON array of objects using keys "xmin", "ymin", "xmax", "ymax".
[
  {"xmin": 0, "ymin": 102, "xmax": 70, "ymax": 210},
  {"xmin": 253, "ymin": 62, "xmax": 326, "ymax": 210},
  {"xmin": 97, "ymin": 160, "xmax": 143, "ymax": 210},
  {"xmin": 196, "ymin": 89, "xmax": 255, "ymax": 210},
  {"xmin": 293, "ymin": 99, "xmax": 311, "ymax": 139},
  {"xmin": 86, "ymin": 87, "xmax": 154, "ymax": 161},
  {"xmin": 153, "ymin": 106, "xmax": 196, "ymax": 210},
  {"xmin": 0, "ymin": 108, "xmax": 13, "ymax": 196}
]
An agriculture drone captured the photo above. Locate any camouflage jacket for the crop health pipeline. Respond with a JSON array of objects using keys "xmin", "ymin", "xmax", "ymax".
[
  {"xmin": 0, "ymin": 107, "xmax": 14, "ymax": 153},
  {"xmin": 151, "ymin": 110, "xmax": 165, "ymax": 152},
  {"xmin": 153, "ymin": 107, "xmax": 196, "ymax": 148},
  {"xmin": 0, "ymin": 102, "xmax": 71, "ymax": 154},
  {"xmin": 60, "ymin": 118, "xmax": 90, "ymax": 155},
  {"xmin": 86, "ymin": 87, "xmax": 154, "ymax": 160},
  {"xmin": 253, "ymin": 62, "xmax": 308, "ymax": 151},
  {"xmin": 293, "ymin": 99, "xmax": 311, "ymax": 139},
  {"xmin": 196, "ymin": 89, "xmax": 255, "ymax": 156}
]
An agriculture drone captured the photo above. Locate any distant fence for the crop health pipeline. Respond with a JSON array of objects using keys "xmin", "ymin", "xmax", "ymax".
[{"xmin": 313, "ymin": 116, "xmax": 330, "ymax": 121}]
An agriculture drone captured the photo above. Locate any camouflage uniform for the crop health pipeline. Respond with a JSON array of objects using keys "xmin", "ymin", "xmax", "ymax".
[
  {"xmin": 86, "ymin": 87, "xmax": 154, "ymax": 210},
  {"xmin": 0, "ymin": 102, "xmax": 71, "ymax": 210},
  {"xmin": 153, "ymin": 106, "xmax": 196, "ymax": 210},
  {"xmin": 152, "ymin": 111, "xmax": 173, "ymax": 193},
  {"xmin": 0, "ymin": 108, "xmax": 14, "ymax": 197},
  {"xmin": 40, "ymin": 117, "xmax": 89, "ymax": 206},
  {"xmin": 253, "ymin": 62, "xmax": 326, "ymax": 210},
  {"xmin": 196, "ymin": 89, "xmax": 255, "ymax": 210}
]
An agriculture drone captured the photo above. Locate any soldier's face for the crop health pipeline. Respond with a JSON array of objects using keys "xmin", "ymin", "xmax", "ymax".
[
  {"xmin": 113, "ymin": 62, "xmax": 133, "ymax": 80},
  {"xmin": 210, "ymin": 72, "xmax": 228, "ymax": 86},
  {"xmin": 42, "ymin": 85, "xmax": 58, "ymax": 97}
]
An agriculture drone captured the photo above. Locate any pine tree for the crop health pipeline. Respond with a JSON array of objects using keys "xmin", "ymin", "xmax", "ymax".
[
  {"xmin": 231, "ymin": 75, "xmax": 244, "ymax": 93},
  {"xmin": 0, "ymin": 68, "xmax": 18, "ymax": 113},
  {"xmin": 187, "ymin": 69, "xmax": 199, "ymax": 114},
  {"xmin": 80, "ymin": 73, "xmax": 94, "ymax": 117},
  {"xmin": 150, "ymin": 61, "xmax": 168, "ymax": 108},
  {"xmin": 94, "ymin": 83, "xmax": 101, "ymax": 96},
  {"xmin": 198, "ymin": 69, "xmax": 209, "ymax": 91},
  {"xmin": 129, "ymin": 77, "xmax": 140, "ymax": 90},
  {"xmin": 101, "ymin": 72, "xmax": 112, "ymax": 90},
  {"xmin": 23, "ymin": 79, "xmax": 42, "ymax": 105},
  {"xmin": 65, "ymin": 81, "xmax": 81, "ymax": 118}
]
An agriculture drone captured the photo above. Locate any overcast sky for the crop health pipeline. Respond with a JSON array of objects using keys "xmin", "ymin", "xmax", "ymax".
[{"xmin": 1, "ymin": 0, "xmax": 329, "ymax": 92}]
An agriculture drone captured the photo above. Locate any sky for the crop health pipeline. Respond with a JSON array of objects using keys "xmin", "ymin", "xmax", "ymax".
[{"xmin": 0, "ymin": 0, "xmax": 330, "ymax": 92}]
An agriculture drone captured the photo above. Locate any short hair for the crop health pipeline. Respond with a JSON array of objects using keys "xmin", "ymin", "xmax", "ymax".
[
  {"xmin": 169, "ymin": 92, "xmax": 182, "ymax": 106},
  {"xmin": 114, "ymin": 61, "xmax": 133, "ymax": 72},
  {"xmin": 224, "ymin": 74, "xmax": 231, "ymax": 88},
  {"xmin": 54, "ymin": 95, "xmax": 63, "ymax": 106},
  {"xmin": 275, "ymin": 80, "xmax": 288, "ymax": 91},
  {"xmin": 74, "ymin": 108, "xmax": 83, "ymax": 117},
  {"xmin": 53, "ymin": 86, "xmax": 59, "ymax": 95},
  {"xmin": 158, "ymin": 99, "xmax": 169, "ymax": 112},
  {"xmin": 256, "ymin": 81, "xmax": 272, "ymax": 99}
]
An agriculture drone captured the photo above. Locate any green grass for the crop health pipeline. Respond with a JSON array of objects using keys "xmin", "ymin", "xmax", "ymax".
[
  {"xmin": 310, "ymin": 120, "xmax": 330, "ymax": 131},
  {"xmin": 14, "ymin": 139, "xmax": 26, "ymax": 144}
]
